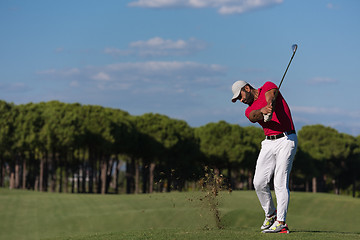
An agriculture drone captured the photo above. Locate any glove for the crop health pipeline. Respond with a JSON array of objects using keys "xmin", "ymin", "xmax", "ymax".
[{"xmin": 263, "ymin": 112, "xmax": 272, "ymax": 122}]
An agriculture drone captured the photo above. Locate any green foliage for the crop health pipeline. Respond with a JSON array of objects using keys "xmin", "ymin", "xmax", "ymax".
[
  {"xmin": 0, "ymin": 100, "xmax": 359, "ymax": 195},
  {"xmin": 195, "ymin": 121, "xmax": 260, "ymax": 168},
  {"xmin": 0, "ymin": 101, "xmax": 14, "ymax": 157},
  {"xmin": 134, "ymin": 113, "xmax": 202, "ymax": 188},
  {"xmin": 295, "ymin": 125, "xmax": 360, "ymax": 193}
]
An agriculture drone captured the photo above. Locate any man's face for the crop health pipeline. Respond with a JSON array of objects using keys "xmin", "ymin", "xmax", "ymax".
[{"xmin": 238, "ymin": 88, "xmax": 254, "ymax": 106}]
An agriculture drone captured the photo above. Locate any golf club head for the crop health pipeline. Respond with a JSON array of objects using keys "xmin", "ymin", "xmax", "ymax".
[{"xmin": 292, "ymin": 44, "xmax": 298, "ymax": 53}]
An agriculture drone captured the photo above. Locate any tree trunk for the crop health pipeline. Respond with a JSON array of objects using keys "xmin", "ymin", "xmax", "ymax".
[
  {"xmin": 34, "ymin": 176, "xmax": 39, "ymax": 191},
  {"xmin": 81, "ymin": 164, "xmax": 86, "ymax": 193},
  {"xmin": 9, "ymin": 172, "xmax": 15, "ymax": 189},
  {"xmin": 88, "ymin": 166, "xmax": 93, "ymax": 194},
  {"xmin": 353, "ymin": 174, "xmax": 356, "ymax": 198},
  {"xmin": 312, "ymin": 177, "xmax": 317, "ymax": 193},
  {"xmin": 334, "ymin": 177, "xmax": 340, "ymax": 195},
  {"xmin": 82, "ymin": 150, "xmax": 87, "ymax": 193},
  {"xmin": 126, "ymin": 158, "xmax": 135, "ymax": 194},
  {"xmin": 114, "ymin": 159, "xmax": 120, "ymax": 194},
  {"xmin": 149, "ymin": 162, "xmax": 155, "ymax": 193},
  {"xmin": 44, "ymin": 153, "xmax": 49, "ymax": 192},
  {"xmin": 142, "ymin": 161, "xmax": 148, "ymax": 193},
  {"xmin": 39, "ymin": 157, "xmax": 45, "ymax": 192},
  {"xmin": 105, "ymin": 158, "xmax": 114, "ymax": 194},
  {"xmin": 0, "ymin": 159, "xmax": 3, "ymax": 187},
  {"xmin": 97, "ymin": 155, "xmax": 102, "ymax": 194},
  {"xmin": 22, "ymin": 160, "xmax": 27, "ymax": 189},
  {"xmin": 101, "ymin": 157, "xmax": 107, "ymax": 194},
  {"xmin": 64, "ymin": 164, "xmax": 69, "ymax": 193},
  {"xmin": 135, "ymin": 160, "xmax": 140, "ymax": 194},
  {"xmin": 166, "ymin": 170, "xmax": 172, "ymax": 192},
  {"xmin": 227, "ymin": 162, "xmax": 233, "ymax": 190},
  {"xmin": 71, "ymin": 172, "xmax": 75, "ymax": 193},
  {"xmin": 15, "ymin": 160, "xmax": 20, "ymax": 189},
  {"xmin": 59, "ymin": 166, "xmax": 63, "ymax": 193},
  {"xmin": 321, "ymin": 174, "xmax": 327, "ymax": 192},
  {"xmin": 248, "ymin": 171, "xmax": 253, "ymax": 190},
  {"xmin": 77, "ymin": 167, "xmax": 81, "ymax": 193},
  {"xmin": 88, "ymin": 149, "xmax": 94, "ymax": 194},
  {"xmin": 305, "ymin": 179, "xmax": 309, "ymax": 192},
  {"xmin": 50, "ymin": 152, "xmax": 57, "ymax": 192}
]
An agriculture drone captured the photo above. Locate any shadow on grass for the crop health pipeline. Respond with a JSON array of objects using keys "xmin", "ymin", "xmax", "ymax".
[{"xmin": 291, "ymin": 230, "xmax": 360, "ymax": 235}]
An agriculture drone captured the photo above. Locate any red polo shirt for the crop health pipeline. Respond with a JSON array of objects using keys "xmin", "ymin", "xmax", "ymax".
[{"xmin": 245, "ymin": 81, "xmax": 295, "ymax": 136}]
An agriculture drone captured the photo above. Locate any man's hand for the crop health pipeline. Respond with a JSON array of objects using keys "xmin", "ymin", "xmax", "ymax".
[
  {"xmin": 263, "ymin": 89, "xmax": 278, "ymax": 122},
  {"xmin": 249, "ymin": 102, "xmax": 273, "ymax": 122},
  {"xmin": 248, "ymin": 88, "xmax": 278, "ymax": 123},
  {"xmin": 262, "ymin": 102, "xmax": 273, "ymax": 122},
  {"xmin": 261, "ymin": 103, "xmax": 273, "ymax": 115}
]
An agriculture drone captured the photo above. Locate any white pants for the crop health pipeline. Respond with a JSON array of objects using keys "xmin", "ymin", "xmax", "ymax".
[{"xmin": 253, "ymin": 133, "xmax": 297, "ymax": 222}]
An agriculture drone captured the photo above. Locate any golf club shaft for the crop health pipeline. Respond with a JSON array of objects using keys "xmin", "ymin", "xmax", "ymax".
[
  {"xmin": 264, "ymin": 44, "xmax": 298, "ymax": 122},
  {"xmin": 274, "ymin": 45, "xmax": 298, "ymax": 101},
  {"xmin": 278, "ymin": 45, "xmax": 297, "ymax": 90}
]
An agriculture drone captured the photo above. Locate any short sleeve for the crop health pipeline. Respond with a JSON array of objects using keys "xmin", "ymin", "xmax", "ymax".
[{"xmin": 262, "ymin": 81, "xmax": 278, "ymax": 92}]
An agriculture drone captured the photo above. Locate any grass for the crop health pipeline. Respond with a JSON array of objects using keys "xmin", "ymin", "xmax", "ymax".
[{"xmin": 0, "ymin": 188, "xmax": 360, "ymax": 240}]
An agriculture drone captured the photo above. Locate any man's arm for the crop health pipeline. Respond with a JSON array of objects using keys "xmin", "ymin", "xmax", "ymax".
[{"xmin": 248, "ymin": 88, "xmax": 277, "ymax": 122}]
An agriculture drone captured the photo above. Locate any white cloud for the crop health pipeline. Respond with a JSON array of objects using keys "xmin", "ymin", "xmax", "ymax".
[
  {"xmin": 92, "ymin": 72, "xmax": 111, "ymax": 81},
  {"xmin": 37, "ymin": 61, "xmax": 226, "ymax": 91},
  {"xmin": 218, "ymin": 0, "xmax": 283, "ymax": 14},
  {"xmin": 130, "ymin": 37, "xmax": 178, "ymax": 48},
  {"xmin": 129, "ymin": 0, "xmax": 179, "ymax": 8},
  {"xmin": 64, "ymin": 68, "xmax": 80, "ymax": 76},
  {"xmin": 70, "ymin": 81, "xmax": 79, "ymax": 87},
  {"xmin": 128, "ymin": 0, "xmax": 283, "ymax": 15},
  {"xmin": 104, "ymin": 48, "xmax": 133, "ymax": 56},
  {"xmin": 106, "ymin": 61, "xmax": 226, "ymax": 79},
  {"xmin": 105, "ymin": 37, "xmax": 207, "ymax": 57},
  {"xmin": 0, "ymin": 82, "xmax": 29, "ymax": 92}
]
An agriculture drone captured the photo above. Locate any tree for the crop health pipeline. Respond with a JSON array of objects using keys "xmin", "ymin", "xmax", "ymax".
[
  {"xmin": 241, "ymin": 126, "xmax": 263, "ymax": 189},
  {"xmin": 12, "ymin": 103, "xmax": 45, "ymax": 190},
  {"xmin": 297, "ymin": 125, "xmax": 350, "ymax": 193},
  {"xmin": 134, "ymin": 113, "xmax": 184, "ymax": 193},
  {"xmin": 336, "ymin": 133, "xmax": 360, "ymax": 197},
  {"xmin": 195, "ymin": 121, "xmax": 232, "ymax": 171},
  {"xmin": 195, "ymin": 121, "xmax": 262, "ymax": 190},
  {"xmin": 1, "ymin": 99, "xmax": 359, "ymax": 196},
  {"xmin": 160, "ymin": 118, "xmax": 201, "ymax": 192},
  {"xmin": 0, "ymin": 101, "xmax": 15, "ymax": 187},
  {"xmin": 84, "ymin": 105, "xmax": 115, "ymax": 194}
]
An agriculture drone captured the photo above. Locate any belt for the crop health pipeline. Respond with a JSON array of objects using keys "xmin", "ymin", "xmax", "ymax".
[{"xmin": 265, "ymin": 130, "xmax": 296, "ymax": 140}]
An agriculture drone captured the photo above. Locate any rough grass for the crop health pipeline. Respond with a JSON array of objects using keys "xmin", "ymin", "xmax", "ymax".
[{"xmin": 0, "ymin": 188, "xmax": 359, "ymax": 240}]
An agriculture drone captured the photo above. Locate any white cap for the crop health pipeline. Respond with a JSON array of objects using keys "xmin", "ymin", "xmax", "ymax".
[{"xmin": 231, "ymin": 80, "xmax": 248, "ymax": 102}]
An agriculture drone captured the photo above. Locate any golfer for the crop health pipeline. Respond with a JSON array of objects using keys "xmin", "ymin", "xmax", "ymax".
[{"xmin": 231, "ymin": 80, "xmax": 297, "ymax": 234}]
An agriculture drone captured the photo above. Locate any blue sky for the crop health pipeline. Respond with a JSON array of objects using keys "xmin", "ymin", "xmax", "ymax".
[{"xmin": 1, "ymin": 0, "xmax": 359, "ymax": 135}]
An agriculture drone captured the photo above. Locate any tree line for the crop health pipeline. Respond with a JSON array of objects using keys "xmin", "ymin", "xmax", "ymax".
[{"xmin": 0, "ymin": 100, "xmax": 359, "ymax": 197}]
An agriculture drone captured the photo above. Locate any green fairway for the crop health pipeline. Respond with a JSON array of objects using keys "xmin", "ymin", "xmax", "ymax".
[{"xmin": 0, "ymin": 189, "xmax": 359, "ymax": 240}]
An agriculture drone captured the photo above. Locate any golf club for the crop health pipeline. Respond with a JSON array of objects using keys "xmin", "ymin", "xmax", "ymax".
[
  {"xmin": 278, "ymin": 44, "xmax": 298, "ymax": 89},
  {"xmin": 264, "ymin": 44, "xmax": 298, "ymax": 122}
]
